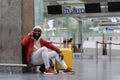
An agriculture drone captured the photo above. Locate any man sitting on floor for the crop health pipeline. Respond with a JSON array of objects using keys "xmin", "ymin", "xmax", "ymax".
[{"xmin": 21, "ymin": 26, "xmax": 75, "ymax": 74}]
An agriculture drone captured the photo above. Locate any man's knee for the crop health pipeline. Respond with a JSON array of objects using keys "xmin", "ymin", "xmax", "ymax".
[
  {"xmin": 42, "ymin": 46, "xmax": 48, "ymax": 51},
  {"xmin": 51, "ymin": 51, "xmax": 57, "ymax": 54},
  {"xmin": 49, "ymin": 51, "xmax": 59, "ymax": 58}
]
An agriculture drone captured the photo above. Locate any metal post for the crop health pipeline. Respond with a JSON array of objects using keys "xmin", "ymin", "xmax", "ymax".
[
  {"xmin": 109, "ymin": 43, "xmax": 111, "ymax": 62},
  {"xmin": 66, "ymin": 38, "xmax": 67, "ymax": 48},
  {"xmin": 78, "ymin": 21, "xmax": 83, "ymax": 53},
  {"xmin": 96, "ymin": 41, "xmax": 98, "ymax": 63},
  {"xmin": 102, "ymin": 32, "xmax": 107, "ymax": 55},
  {"xmin": 81, "ymin": 46, "xmax": 83, "ymax": 60}
]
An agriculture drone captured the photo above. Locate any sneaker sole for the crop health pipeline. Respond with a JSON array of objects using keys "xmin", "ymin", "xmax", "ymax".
[
  {"xmin": 64, "ymin": 72, "xmax": 75, "ymax": 75},
  {"xmin": 44, "ymin": 72, "xmax": 57, "ymax": 75}
]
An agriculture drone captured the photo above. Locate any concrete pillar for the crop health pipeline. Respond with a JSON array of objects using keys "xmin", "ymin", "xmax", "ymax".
[
  {"xmin": 0, "ymin": 0, "xmax": 22, "ymax": 72},
  {"xmin": 21, "ymin": 0, "xmax": 34, "ymax": 38},
  {"xmin": 0, "ymin": 0, "xmax": 34, "ymax": 72},
  {"xmin": 21, "ymin": 0, "xmax": 34, "ymax": 72}
]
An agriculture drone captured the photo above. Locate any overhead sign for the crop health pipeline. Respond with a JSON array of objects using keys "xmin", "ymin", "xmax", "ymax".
[
  {"xmin": 106, "ymin": 27, "xmax": 114, "ymax": 31},
  {"xmin": 63, "ymin": 8, "xmax": 85, "ymax": 14}
]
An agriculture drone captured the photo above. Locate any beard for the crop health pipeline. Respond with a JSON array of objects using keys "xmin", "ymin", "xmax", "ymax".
[{"xmin": 33, "ymin": 34, "xmax": 41, "ymax": 40}]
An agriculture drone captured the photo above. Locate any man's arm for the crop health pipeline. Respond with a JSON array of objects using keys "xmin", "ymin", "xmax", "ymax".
[
  {"xmin": 41, "ymin": 39, "xmax": 61, "ymax": 53},
  {"xmin": 21, "ymin": 34, "xmax": 32, "ymax": 47},
  {"xmin": 41, "ymin": 38, "xmax": 64, "ymax": 60}
]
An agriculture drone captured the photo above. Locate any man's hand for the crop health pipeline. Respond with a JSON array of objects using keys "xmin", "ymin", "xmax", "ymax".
[
  {"xmin": 28, "ymin": 31, "xmax": 33, "ymax": 35},
  {"xmin": 27, "ymin": 64, "xmax": 33, "ymax": 67},
  {"xmin": 59, "ymin": 53, "xmax": 64, "ymax": 60}
]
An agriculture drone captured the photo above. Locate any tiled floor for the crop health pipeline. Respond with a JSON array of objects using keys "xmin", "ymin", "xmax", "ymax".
[{"xmin": 1, "ymin": 56, "xmax": 120, "ymax": 80}]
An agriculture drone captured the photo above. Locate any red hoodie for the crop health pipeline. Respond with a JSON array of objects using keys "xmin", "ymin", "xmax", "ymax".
[{"xmin": 21, "ymin": 34, "xmax": 61, "ymax": 64}]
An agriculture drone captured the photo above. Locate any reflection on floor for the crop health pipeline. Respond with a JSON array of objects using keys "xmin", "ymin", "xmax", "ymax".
[{"xmin": 1, "ymin": 56, "xmax": 120, "ymax": 80}]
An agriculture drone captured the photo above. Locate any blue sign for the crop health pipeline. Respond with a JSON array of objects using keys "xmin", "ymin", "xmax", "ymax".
[
  {"xmin": 106, "ymin": 27, "xmax": 114, "ymax": 31},
  {"xmin": 64, "ymin": 9, "xmax": 72, "ymax": 14},
  {"xmin": 64, "ymin": 8, "xmax": 85, "ymax": 14},
  {"xmin": 76, "ymin": 8, "xmax": 85, "ymax": 13}
]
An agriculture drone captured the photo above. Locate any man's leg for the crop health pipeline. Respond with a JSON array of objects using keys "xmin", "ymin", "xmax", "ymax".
[
  {"xmin": 39, "ymin": 60, "xmax": 54, "ymax": 73},
  {"xmin": 48, "ymin": 51, "xmax": 75, "ymax": 73},
  {"xmin": 31, "ymin": 47, "xmax": 56, "ymax": 74},
  {"xmin": 31, "ymin": 47, "xmax": 45, "ymax": 65},
  {"xmin": 39, "ymin": 64, "xmax": 45, "ymax": 73},
  {"xmin": 31, "ymin": 47, "xmax": 51, "ymax": 68},
  {"xmin": 48, "ymin": 51, "xmax": 67, "ymax": 69}
]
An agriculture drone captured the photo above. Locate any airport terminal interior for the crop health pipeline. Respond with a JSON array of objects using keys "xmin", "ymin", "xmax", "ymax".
[{"xmin": 1, "ymin": 0, "xmax": 120, "ymax": 80}]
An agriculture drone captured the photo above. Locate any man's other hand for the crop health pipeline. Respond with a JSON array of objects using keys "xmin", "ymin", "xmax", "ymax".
[{"xmin": 59, "ymin": 53, "xmax": 64, "ymax": 60}]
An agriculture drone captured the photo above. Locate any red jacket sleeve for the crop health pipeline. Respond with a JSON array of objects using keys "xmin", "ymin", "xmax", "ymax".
[
  {"xmin": 40, "ymin": 38, "xmax": 61, "ymax": 53},
  {"xmin": 21, "ymin": 34, "xmax": 32, "ymax": 47}
]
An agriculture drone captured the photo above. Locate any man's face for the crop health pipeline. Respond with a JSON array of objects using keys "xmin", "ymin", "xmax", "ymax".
[{"xmin": 33, "ymin": 28, "xmax": 42, "ymax": 40}]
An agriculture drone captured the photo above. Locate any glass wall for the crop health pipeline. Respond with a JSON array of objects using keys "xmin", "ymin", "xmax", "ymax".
[
  {"xmin": 34, "ymin": 0, "xmax": 80, "ymax": 44},
  {"xmin": 34, "ymin": 0, "xmax": 120, "ymax": 51},
  {"xmin": 42, "ymin": 17, "xmax": 79, "ymax": 43},
  {"xmin": 34, "ymin": 0, "xmax": 44, "ymax": 26},
  {"xmin": 82, "ymin": 17, "xmax": 120, "ymax": 43}
]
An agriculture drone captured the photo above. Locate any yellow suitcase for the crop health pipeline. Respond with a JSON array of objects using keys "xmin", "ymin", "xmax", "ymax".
[{"xmin": 55, "ymin": 48, "xmax": 72, "ymax": 71}]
